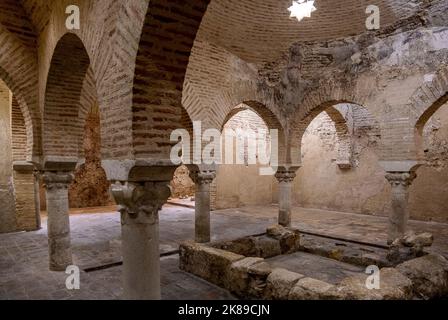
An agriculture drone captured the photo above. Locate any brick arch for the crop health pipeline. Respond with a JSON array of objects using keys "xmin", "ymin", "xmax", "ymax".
[
  {"xmin": 11, "ymin": 96, "xmax": 27, "ymax": 162},
  {"xmin": 132, "ymin": 0, "xmax": 210, "ymax": 160},
  {"xmin": 290, "ymin": 101, "xmax": 352, "ymax": 165},
  {"xmin": 77, "ymin": 66, "xmax": 99, "ymax": 160},
  {"xmin": 0, "ymin": 67, "xmax": 36, "ymax": 161},
  {"xmin": 409, "ymin": 67, "xmax": 448, "ymax": 159},
  {"xmin": 221, "ymin": 100, "xmax": 287, "ymax": 164},
  {"xmin": 0, "ymin": 27, "xmax": 40, "ymax": 161},
  {"xmin": 33, "ymin": 0, "xmax": 145, "ymax": 161},
  {"xmin": 43, "ymin": 33, "xmax": 90, "ymax": 158},
  {"xmin": 179, "ymin": 107, "xmax": 195, "ymax": 163},
  {"xmin": 288, "ymin": 80, "xmax": 372, "ymax": 164},
  {"xmin": 210, "ymin": 81, "xmax": 272, "ymax": 130},
  {"xmin": 325, "ymin": 106, "xmax": 354, "ymax": 168}
]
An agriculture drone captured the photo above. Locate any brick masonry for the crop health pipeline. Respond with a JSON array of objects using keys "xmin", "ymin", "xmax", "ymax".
[
  {"xmin": 0, "ymin": 1, "xmax": 447, "ymax": 226},
  {"xmin": 13, "ymin": 170, "xmax": 38, "ymax": 231}
]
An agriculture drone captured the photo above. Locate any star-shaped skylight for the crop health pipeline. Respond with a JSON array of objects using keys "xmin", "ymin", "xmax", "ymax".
[{"xmin": 288, "ymin": 0, "xmax": 317, "ymax": 22}]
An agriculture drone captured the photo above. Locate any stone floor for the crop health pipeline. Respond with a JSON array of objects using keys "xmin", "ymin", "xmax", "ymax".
[
  {"xmin": 214, "ymin": 206, "xmax": 448, "ymax": 258},
  {"xmin": 0, "ymin": 203, "xmax": 447, "ymax": 300},
  {"xmin": 267, "ymin": 252, "xmax": 365, "ymax": 285}
]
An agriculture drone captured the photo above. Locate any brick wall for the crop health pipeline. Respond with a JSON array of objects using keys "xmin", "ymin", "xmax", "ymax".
[
  {"xmin": 132, "ymin": 0, "xmax": 210, "ymax": 159},
  {"xmin": 69, "ymin": 105, "xmax": 114, "ymax": 208},
  {"xmin": 11, "ymin": 92, "xmax": 39, "ymax": 230},
  {"xmin": 13, "ymin": 170, "xmax": 38, "ymax": 230},
  {"xmin": 43, "ymin": 33, "xmax": 90, "ymax": 157},
  {"xmin": 11, "ymin": 97, "xmax": 27, "ymax": 162},
  {"xmin": 0, "ymin": 1, "xmax": 447, "ymax": 224}
]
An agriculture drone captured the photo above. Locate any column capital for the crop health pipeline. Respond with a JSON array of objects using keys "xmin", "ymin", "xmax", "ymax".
[
  {"xmin": 189, "ymin": 169, "xmax": 216, "ymax": 185},
  {"xmin": 187, "ymin": 164, "xmax": 217, "ymax": 185},
  {"xmin": 275, "ymin": 165, "xmax": 299, "ymax": 183},
  {"xmin": 111, "ymin": 181, "xmax": 171, "ymax": 225},
  {"xmin": 385, "ymin": 171, "xmax": 417, "ymax": 187},
  {"xmin": 42, "ymin": 171, "xmax": 74, "ymax": 190}
]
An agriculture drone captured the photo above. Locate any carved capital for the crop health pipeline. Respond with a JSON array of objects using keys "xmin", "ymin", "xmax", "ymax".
[
  {"xmin": 189, "ymin": 170, "xmax": 216, "ymax": 185},
  {"xmin": 385, "ymin": 172, "xmax": 417, "ymax": 187},
  {"xmin": 275, "ymin": 170, "xmax": 297, "ymax": 184},
  {"xmin": 111, "ymin": 181, "xmax": 171, "ymax": 225},
  {"xmin": 42, "ymin": 171, "xmax": 74, "ymax": 191}
]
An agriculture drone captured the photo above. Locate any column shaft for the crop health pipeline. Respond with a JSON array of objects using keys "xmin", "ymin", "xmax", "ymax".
[
  {"xmin": 278, "ymin": 181, "xmax": 293, "ymax": 226},
  {"xmin": 111, "ymin": 181, "xmax": 171, "ymax": 300},
  {"xmin": 195, "ymin": 181, "xmax": 211, "ymax": 243},
  {"xmin": 275, "ymin": 167, "xmax": 298, "ymax": 227},
  {"xmin": 385, "ymin": 172, "xmax": 416, "ymax": 244},
  {"xmin": 121, "ymin": 209, "xmax": 160, "ymax": 299},
  {"xmin": 43, "ymin": 172, "xmax": 73, "ymax": 271},
  {"xmin": 190, "ymin": 169, "xmax": 215, "ymax": 243}
]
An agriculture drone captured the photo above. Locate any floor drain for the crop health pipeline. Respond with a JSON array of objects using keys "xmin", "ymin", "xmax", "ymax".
[
  {"xmin": 83, "ymin": 250, "xmax": 180, "ymax": 272},
  {"xmin": 84, "ymin": 261, "xmax": 123, "ymax": 273}
]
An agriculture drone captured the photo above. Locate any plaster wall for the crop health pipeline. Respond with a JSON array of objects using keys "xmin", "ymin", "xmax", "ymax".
[
  {"xmin": 293, "ymin": 103, "xmax": 448, "ymax": 223},
  {"xmin": 214, "ymin": 109, "xmax": 274, "ymax": 209}
]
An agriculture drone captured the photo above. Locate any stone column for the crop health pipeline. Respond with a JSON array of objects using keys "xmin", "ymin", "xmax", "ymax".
[
  {"xmin": 275, "ymin": 166, "xmax": 299, "ymax": 227},
  {"xmin": 385, "ymin": 172, "xmax": 417, "ymax": 244},
  {"xmin": 33, "ymin": 170, "xmax": 42, "ymax": 229},
  {"xmin": 189, "ymin": 169, "xmax": 216, "ymax": 243},
  {"xmin": 111, "ymin": 180, "xmax": 171, "ymax": 300},
  {"xmin": 42, "ymin": 171, "xmax": 74, "ymax": 271}
]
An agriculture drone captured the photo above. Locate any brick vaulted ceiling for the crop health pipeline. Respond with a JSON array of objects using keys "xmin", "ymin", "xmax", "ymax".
[
  {"xmin": 0, "ymin": 0, "xmax": 37, "ymax": 47},
  {"xmin": 9, "ymin": 1, "xmax": 423, "ymax": 67},
  {"xmin": 20, "ymin": 0, "xmax": 52, "ymax": 34},
  {"xmin": 197, "ymin": 0, "xmax": 422, "ymax": 66},
  {"xmin": 0, "ymin": 1, "xmax": 52, "ymax": 42}
]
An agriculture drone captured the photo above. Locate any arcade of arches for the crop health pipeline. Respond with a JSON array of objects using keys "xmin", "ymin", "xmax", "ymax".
[{"xmin": 0, "ymin": 0, "xmax": 448, "ymax": 300}]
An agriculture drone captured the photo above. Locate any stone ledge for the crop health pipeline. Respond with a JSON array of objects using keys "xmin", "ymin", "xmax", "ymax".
[
  {"xmin": 289, "ymin": 277, "xmax": 339, "ymax": 300},
  {"xmin": 334, "ymin": 267, "xmax": 414, "ymax": 300},
  {"xmin": 179, "ymin": 241, "xmax": 245, "ymax": 289},
  {"xmin": 12, "ymin": 161, "xmax": 35, "ymax": 172},
  {"xmin": 179, "ymin": 227, "xmax": 448, "ymax": 300},
  {"xmin": 396, "ymin": 254, "xmax": 448, "ymax": 299},
  {"xmin": 264, "ymin": 268, "xmax": 304, "ymax": 300}
]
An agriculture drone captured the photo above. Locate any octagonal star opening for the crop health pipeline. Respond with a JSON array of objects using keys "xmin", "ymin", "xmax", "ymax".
[{"xmin": 288, "ymin": 0, "xmax": 317, "ymax": 22}]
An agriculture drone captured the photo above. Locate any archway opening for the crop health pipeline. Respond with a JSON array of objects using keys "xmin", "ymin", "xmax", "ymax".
[
  {"xmin": 0, "ymin": 79, "xmax": 40, "ymax": 233},
  {"xmin": 410, "ymin": 99, "xmax": 448, "ymax": 223},
  {"xmin": 42, "ymin": 35, "xmax": 113, "ymax": 213},
  {"xmin": 214, "ymin": 103, "xmax": 277, "ymax": 210},
  {"xmin": 295, "ymin": 103, "xmax": 385, "ymax": 215}
]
